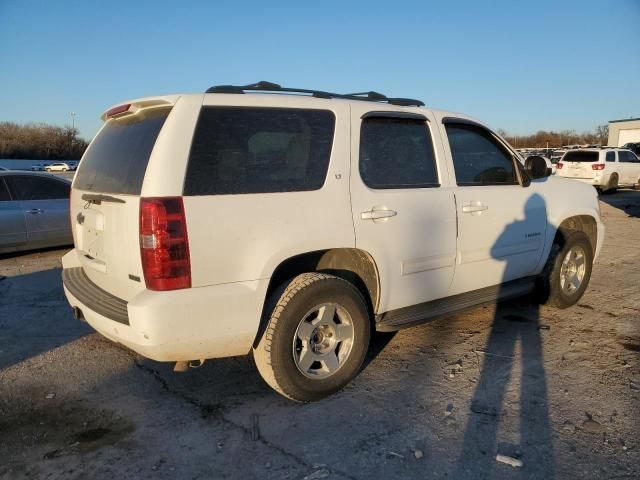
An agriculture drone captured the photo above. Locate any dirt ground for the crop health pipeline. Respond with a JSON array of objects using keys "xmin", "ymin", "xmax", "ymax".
[{"xmin": 1, "ymin": 190, "xmax": 638, "ymax": 480}]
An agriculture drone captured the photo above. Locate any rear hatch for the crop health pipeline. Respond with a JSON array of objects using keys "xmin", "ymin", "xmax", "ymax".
[
  {"xmin": 558, "ymin": 150, "xmax": 600, "ymax": 179},
  {"xmin": 71, "ymin": 101, "xmax": 173, "ymax": 301}
]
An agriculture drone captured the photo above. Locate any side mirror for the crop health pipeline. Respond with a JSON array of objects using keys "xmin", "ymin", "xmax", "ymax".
[{"xmin": 525, "ymin": 155, "xmax": 551, "ymax": 179}]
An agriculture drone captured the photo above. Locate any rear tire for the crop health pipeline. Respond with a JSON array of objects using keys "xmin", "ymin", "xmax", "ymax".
[
  {"xmin": 536, "ymin": 231, "xmax": 593, "ymax": 309},
  {"xmin": 603, "ymin": 173, "xmax": 618, "ymax": 194},
  {"xmin": 253, "ymin": 273, "xmax": 371, "ymax": 402}
]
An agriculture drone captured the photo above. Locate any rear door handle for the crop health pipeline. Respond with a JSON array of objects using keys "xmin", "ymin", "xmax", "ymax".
[
  {"xmin": 462, "ymin": 202, "xmax": 488, "ymax": 214},
  {"xmin": 26, "ymin": 208, "xmax": 43, "ymax": 215},
  {"xmin": 361, "ymin": 209, "xmax": 397, "ymax": 221}
]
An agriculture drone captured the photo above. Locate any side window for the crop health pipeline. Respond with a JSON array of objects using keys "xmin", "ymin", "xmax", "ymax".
[
  {"xmin": 5, "ymin": 175, "xmax": 70, "ymax": 200},
  {"xmin": 0, "ymin": 178, "xmax": 11, "ymax": 201},
  {"xmin": 185, "ymin": 107, "xmax": 335, "ymax": 195},
  {"xmin": 445, "ymin": 124, "xmax": 518, "ymax": 186},
  {"xmin": 620, "ymin": 151, "xmax": 639, "ymax": 163},
  {"xmin": 359, "ymin": 117, "xmax": 439, "ymax": 189},
  {"xmin": 605, "ymin": 151, "xmax": 615, "ymax": 162}
]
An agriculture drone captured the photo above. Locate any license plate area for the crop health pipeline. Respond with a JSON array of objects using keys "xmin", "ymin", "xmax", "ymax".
[{"xmin": 76, "ymin": 208, "xmax": 107, "ymax": 272}]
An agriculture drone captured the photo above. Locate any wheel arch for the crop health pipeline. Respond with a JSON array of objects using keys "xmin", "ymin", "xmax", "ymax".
[
  {"xmin": 252, "ymin": 248, "xmax": 380, "ymax": 348},
  {"xmin": 556, "ymin": 214, "xmax": 598, "ymax": 253},
  {"xmin": 537, "ymin": 209, "xmax": 600, "ymax": 275}
]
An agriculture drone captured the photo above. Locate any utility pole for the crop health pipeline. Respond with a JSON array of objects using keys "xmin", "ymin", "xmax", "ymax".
[{"xmin": 69, "ymin": 112, "xmax": 76, "ymax": 156}]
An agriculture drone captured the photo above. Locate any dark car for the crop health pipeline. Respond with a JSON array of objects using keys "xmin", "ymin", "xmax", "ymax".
[{"xmin": 622, "ymin": 142, "xmax": 640, "ymax": 156}]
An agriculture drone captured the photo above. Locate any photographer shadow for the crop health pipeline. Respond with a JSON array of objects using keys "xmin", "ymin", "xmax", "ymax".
[{"xmin": 455, "ymin": 193, "xmax": 556, "ymax": 478}]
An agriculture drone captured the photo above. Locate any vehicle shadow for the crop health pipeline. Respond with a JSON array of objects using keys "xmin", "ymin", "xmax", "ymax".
[
  {"xmin": 453, "ymin": 193, "xmax": 556, "ymax": 478},
  {"xmin": 598, "ymin": 189, "xmax": 640, "ymax": 218},
  {"xmin": 363, "ymin": 331, "xmax": 397, "ymax": 367},
  {"xmin": 0, "ymin": 267, "xmax": 91, "ymax": 371},
  {"xmin": 0, "ymin": 245, "xmax": 73, "ymax": 262}
]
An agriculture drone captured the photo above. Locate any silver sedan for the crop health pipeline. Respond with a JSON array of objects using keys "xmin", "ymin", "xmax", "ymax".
[{"xmin": 0, "ymin": 171, "xmax": 72, "ymax": 254}]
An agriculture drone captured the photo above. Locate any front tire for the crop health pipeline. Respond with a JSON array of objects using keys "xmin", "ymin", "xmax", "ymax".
[
  {"xmin": 537, "ymin": 231, "xmax": 593, "ymax": 309},
  {"xmin": 253, "ymin": 273, "xmax": 371, "ymax": 402}
]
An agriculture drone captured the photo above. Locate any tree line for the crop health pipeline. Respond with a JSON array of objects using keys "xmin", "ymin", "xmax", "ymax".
[
  {"xmin": 0, "ymin": 119, "xmax": 612, "ymax": 159},
  {"xmin": 496, "ymin": 125, "xmax": 609, "ymax": 149},
  {"xmin": 0, "ymin": 122, "xmax": 89, "ymax": 160}
]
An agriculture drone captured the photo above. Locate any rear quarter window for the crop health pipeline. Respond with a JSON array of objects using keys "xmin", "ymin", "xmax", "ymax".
[
  {"xmin": 184, "ymin": 107, "xmax": 335, "ymax": 195},
  {"xmin": 74, "ymin": 107, "xmax": 171, "ymax": 195}
]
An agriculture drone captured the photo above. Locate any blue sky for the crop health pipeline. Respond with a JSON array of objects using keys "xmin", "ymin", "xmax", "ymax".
[{"xmin": 1, "ymin": 0, "xmax": 639, "ymax": 139}]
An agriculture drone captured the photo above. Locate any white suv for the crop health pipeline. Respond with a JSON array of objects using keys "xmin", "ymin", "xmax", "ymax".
[
  {"xmin": 556, "ymin": 148, "xmax": 640, "ymax": 192},
  {"xmin": 62, "ymin": 82, "xmax": 604, "ymax": 402},
  {"xmin": 45, "ymin": 162, "xmax": 73, "ymax": 172}
]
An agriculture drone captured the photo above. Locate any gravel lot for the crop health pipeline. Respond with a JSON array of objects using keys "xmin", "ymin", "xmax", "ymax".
[{"xmin": 1, "ymin": 190, "xmax": 638, "ymax": 480}]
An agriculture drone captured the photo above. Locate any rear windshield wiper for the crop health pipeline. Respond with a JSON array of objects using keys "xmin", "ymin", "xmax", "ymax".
[{"xmin": 81, "ymin": 193, "xmax": 126, "ymax": 204}]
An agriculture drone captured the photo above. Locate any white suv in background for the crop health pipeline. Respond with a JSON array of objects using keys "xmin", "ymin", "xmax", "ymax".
[
  {"xmin": 62, "ymin": 82, "xmax": 604, "ymax": 402},
  {"xmin": 556, "ymin": 148, "xmax": 640, "ymax": 192},
  {"xmin": 45, "ymin": 162, "xmax": 74, "ymax": 172}
]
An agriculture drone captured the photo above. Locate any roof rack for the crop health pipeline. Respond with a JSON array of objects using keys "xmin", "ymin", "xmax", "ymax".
[{"xmin": 205, "ymin": 81, "xmax": 424, "ymax": 107}]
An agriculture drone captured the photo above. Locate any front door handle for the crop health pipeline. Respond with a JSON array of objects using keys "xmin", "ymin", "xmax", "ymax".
[
  {"xmin": 361, "ymin": 209, "xmax": 397, "ymax": 221},
  {"xmin": 26, "ymin": 208, "xmax": 43, "ymax": 215},
  {"xmin": 462, "ymin": 202, "xmax": 488, "ymax": 214}
]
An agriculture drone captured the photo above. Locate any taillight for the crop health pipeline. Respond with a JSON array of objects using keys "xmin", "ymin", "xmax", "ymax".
[
  {"xmin": 556, "ymin": 162, "xmax": 563, "ymax": 169},
  {"xmin": 592, "ymin": 163, "xmax": 605, "ymax": 170},
  {"xmin": 139, "ymin": 197, "xmax": 191, "ymax": 291}
]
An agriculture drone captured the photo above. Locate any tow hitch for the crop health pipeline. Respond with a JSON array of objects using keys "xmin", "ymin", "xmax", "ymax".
[{"xmin": 72, "ymin": 307, "xmax": 85, "ymax": 322}]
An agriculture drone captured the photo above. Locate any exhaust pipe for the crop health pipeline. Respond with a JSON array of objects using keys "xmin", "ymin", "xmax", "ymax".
[
  {"xmin": 173, "ymin": 359, "xmax": 205, "ymax": 373},
  {"xmin": 174, "ymin": 361, "xmax": 189, "ymax": 373},
  {"xmin": 72, "ymin": 306, "xmax": 85, "ymax": 322}
]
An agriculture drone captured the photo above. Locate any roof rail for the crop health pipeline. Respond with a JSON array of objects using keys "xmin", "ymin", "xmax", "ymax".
[{"xmin": 205, "ymin": 81, "xmax": 425, "ymax": 107}]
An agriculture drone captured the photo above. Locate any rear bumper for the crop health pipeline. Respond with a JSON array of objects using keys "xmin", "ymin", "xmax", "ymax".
[
  {"xmin": 561, "ymin": 176, "xmax": 603, "ymax": 186},
  {"xmin": 63, "ymin": 267, "xmax": 129, "ymax": 325},
  {"xmin": 61, "ymin": 250, "xmax": 268, "ymax": 362}
]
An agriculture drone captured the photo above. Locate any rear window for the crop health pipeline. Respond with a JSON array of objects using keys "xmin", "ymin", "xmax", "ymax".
[
  {"xmin": 184, "ymin": 107, "xmax": 335, "ymax": 195},
  {"xmin": 562, "ymin": 151, "xmax": 599, "ymax": 163},
  {"xmin": 74, "ymin": 107, "xmax": 171, "ymax": 194}
]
